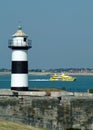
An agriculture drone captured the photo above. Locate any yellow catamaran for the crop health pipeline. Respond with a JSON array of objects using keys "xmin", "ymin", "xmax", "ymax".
[{"xmin": 50, "ymin": 73, "xmax": 76, "ymax": 81}]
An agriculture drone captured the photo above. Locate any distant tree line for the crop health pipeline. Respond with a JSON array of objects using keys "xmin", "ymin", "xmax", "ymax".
[
  {"xmin": 0, "ymin": 68, "xmax": 10, "ymax": 72},
  {"xmin": 30, "ymin": 68, "xmax": 93, "ymax": 73}
]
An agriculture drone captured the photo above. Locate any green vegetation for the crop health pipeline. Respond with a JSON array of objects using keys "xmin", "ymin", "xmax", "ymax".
[
  {"xmin": 88, "ymin": 89, "xmax": 93, "ymax": 93},
  {"xmin": 66, "ymin": 128, "xmax": 81, "ymax": 130},
  {"xmin": 0, "ymin": 120, "xmax": 47, "ymax": 130}
]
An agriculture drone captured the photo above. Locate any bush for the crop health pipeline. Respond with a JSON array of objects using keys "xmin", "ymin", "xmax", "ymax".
[{"xmin": 88, "ymin": 89, "xmax": 93, "ymax": 93}]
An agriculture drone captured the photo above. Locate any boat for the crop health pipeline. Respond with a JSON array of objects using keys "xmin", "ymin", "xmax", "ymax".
[
  {"xmin": 50, "ymin": 73, "xmax": 76, "ymax": 81},
  {"xmin": 60, "ymin": 73, "xmax": 76, "ymax": 81},
  {"xmin": 49, "ymin": 73, "xmax": 59, "ymax": 81}
]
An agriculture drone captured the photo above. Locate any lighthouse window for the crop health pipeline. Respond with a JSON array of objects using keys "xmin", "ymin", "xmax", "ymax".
[{"xmin": 24, "ymin": 38, "xmax": 26, "ymax": 42}]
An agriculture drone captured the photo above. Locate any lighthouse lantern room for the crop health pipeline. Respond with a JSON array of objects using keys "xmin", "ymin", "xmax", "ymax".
[{"xmin": 8, "ymin": 26, "xmax": 32, "ymax": 91}]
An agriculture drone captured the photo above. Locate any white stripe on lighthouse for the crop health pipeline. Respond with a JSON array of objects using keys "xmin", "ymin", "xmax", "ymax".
[
  {"xmin": 11, "ymin": 74, "xmax": 28, "ymax": 87},
  {"xmin": 12, "ymin": 50, "xmax": 27, "ymax": 61}
]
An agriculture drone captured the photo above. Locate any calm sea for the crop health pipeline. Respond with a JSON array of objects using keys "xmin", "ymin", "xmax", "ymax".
[{"xmin": 0, "ymin": 75, "xmax": 93, "ymax": 92}]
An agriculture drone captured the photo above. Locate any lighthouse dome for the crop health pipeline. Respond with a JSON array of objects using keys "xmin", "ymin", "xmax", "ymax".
[{"xmin": 12, "ymin": 26, "xmax": 28, "ymax": 37}]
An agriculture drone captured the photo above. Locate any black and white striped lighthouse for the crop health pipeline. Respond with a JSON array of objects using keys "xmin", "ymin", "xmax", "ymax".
[{"xmin": 8, "ymin": 26, "xmax": 32, "ymax": 91}]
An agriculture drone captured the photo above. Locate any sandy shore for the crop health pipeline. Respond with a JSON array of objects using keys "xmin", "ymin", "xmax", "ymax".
[
  {"xmin": 29, "ymin": 71, "xmax": 93, "ymax": 76},
  {"xmin": 0, "ymin": 72, "xmax": 11, "ymax": 75}
]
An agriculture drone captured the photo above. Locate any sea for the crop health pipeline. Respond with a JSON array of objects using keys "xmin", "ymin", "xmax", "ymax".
[{"xmin": 0, "ymin": 74, "xmax": 93, "ymax": 92}]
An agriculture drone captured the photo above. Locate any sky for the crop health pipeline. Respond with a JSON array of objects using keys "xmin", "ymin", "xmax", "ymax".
[{"xmin": 0, "ymin": 0, "xmax": 93, "ymax": 69}]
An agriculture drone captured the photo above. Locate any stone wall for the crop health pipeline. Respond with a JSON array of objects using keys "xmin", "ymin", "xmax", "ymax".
[
  {"xmin": 0, "ymin": 95, "xmax": 93, "ymax": 130},
  {"xmin": 71, "ymin": 98, "xmax": 93, "ymax": 129}
]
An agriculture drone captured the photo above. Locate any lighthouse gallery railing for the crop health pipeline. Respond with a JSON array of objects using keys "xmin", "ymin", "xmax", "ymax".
[{"xmin": 8, "ymin": 39, "xmax": 32, "ymax": 49}]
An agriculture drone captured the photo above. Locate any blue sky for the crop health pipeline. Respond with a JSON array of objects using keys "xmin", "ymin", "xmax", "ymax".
[{"xmin": 0, "ymin": 0, "xmax": 93, "ymax": 69}]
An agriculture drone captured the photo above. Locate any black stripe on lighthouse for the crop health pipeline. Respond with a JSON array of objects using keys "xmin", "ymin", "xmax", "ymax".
[{"xmin": 12, "ymin": 61, "xmax": 28, "ymax": 73}]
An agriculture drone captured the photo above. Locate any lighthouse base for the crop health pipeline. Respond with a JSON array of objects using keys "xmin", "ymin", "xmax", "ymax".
[{"xmin": 11, "ymin": 87, "xmax": 28, "ymax": 91}]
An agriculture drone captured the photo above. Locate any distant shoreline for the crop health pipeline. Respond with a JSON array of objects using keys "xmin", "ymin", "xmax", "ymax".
[
  {"xmin": 29, "ymin": 72, "xmax": 93, "ymax": 76},
  {"xmin": 1, "ymin": 71, "xmax": 93, "ymax": 76}
]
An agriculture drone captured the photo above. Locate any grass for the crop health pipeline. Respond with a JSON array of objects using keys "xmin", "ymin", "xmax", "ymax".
[{"xmin": 0, "ymin": 120, "xmax": 47, "ymax": 130}]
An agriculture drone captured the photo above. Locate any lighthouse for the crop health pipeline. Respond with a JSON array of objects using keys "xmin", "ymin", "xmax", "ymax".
[{"xmin": 8, "ymin": 26, "xmax": 32, "ymax": 91}]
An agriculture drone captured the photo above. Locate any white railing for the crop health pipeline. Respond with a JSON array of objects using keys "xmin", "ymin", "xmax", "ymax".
[{"xmin": 8, "ymin": 39, "xmax": 32, "ymax": 48}]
